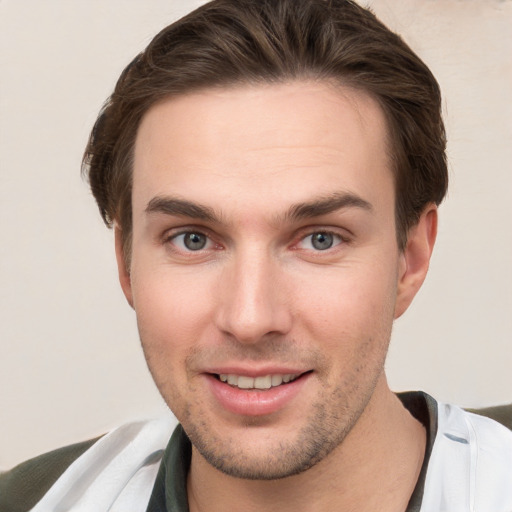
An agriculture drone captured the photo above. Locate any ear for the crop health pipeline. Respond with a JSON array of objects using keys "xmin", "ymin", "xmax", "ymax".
[
  {"xmin": 114, "ymin": 224, "xmax": 134, "ymax": 308},
  {"xmin": 394, "ymin": 204, "xmax": 438, "ymax": 319}
]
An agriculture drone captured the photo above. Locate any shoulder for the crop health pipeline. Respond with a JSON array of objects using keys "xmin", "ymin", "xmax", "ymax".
[
  {"xmin": 465, "ymin": 403, "xmax": 512, "ymax": 431},
  {"xmin": 0, "ymin": 436, "xmax": 103, "ymax": 512},
  {"xmin": 0, "ymin": 418, "xmax": 176, "ymax": 512},
  {"xmin": 421, "ymin": 402, "xmax": 512, "ymax": 511}
]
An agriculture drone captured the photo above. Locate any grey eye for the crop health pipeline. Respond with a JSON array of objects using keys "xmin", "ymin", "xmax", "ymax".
[
  {"xmin": 183, "ymin": 232, "xmax": 208, "ymax": 250},
  {"xmin": 311, "ymin": 232, "xmax": 334, "ymax": 250}
]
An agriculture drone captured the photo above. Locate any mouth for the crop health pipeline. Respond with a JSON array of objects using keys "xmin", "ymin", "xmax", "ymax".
[
  {"xmin": 207, "ymin": 370, "xmax": 313, "ymax": 416},
  {"xmin": 213, "ymin": 372, "xmax": 308, "ymax": 390}
]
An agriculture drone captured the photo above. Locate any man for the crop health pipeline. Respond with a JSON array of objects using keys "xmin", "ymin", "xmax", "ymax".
[{"xmin": 1, "ymin": 0, "xmax": 511, "ymax": 511}]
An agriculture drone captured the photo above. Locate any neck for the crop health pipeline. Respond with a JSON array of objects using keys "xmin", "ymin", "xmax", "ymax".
[{"xmin": 187, "ymin": 378, "xmax": 426, "ymax": 512}]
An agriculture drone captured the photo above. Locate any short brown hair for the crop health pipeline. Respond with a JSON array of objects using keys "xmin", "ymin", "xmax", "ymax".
[{"xmin": 83, "ymin": 0, "xmax": 447, "ymax": 259}]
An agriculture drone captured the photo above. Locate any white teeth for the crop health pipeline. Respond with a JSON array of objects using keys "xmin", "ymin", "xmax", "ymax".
[
  {"xmin": 218, "ymin": 373, "xmax": 299, "ymax": 390},
  {"xmin": 271, "ymin": 374, "xmax": 283, "ymax": 386},
  {"xmin": 254, "ymin": 375, "xmax": 272, "ymax": 389},
  {"xmin": 237, "ymin": 376, "xmax": 254, "ymax": 389}
]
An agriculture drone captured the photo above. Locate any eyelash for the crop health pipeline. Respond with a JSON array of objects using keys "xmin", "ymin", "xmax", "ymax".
[
  {"xmin": 162, "ymin": 227, "xmax": 351, "ymax": 255},
  {"xmin": 295, "ymin": 230, "xmax": 347, "ymax": 251},
  {"xmin": 163, "ymin": 229, "xmax": 219, "ymax": 253}
]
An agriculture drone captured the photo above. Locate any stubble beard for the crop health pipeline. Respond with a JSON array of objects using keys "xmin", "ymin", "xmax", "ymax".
[
  {"xmin": 185, "ymin": 400, "xmax": 362, "ymax": 480},
  {"xmin": 178, "ymin": 367, "xmax": 382, "ymax": 480},
  {"xmin": 143, "ymin": 335, "xmax": 389, "ymax": 481}
]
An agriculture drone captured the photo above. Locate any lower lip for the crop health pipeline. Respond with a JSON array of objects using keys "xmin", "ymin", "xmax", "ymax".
[{"xmin": 206, "ymin": 373, "xmax": 311, "ymax": 417}]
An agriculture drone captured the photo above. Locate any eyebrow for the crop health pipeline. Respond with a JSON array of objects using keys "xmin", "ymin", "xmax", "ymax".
[
  {"xmin": 284, "ymin": 192, "xmax": 373, "ymax": 222},
  {"xmin": 145, "ymin": 197, "xmax": 217, "ymax": 222},
  {"xmin": 145, "ymin": 191, "xmax": 372, "ymax": 224}
]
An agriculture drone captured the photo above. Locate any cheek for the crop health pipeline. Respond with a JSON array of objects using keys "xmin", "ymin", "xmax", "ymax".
[
  {"xmin": 293, "ymin": 262, "xmax": 397, "ymax": 321},
  {"xmin": 131, "ymin": 268, "xmax": 216, "ymax": 355},
  {"xmin": 290, "ymin": 264, "xmax": 398, "ymax": 356},
  {"xmin": 131, "ymin": 270, "xmax": 218, "ymax": 415}
]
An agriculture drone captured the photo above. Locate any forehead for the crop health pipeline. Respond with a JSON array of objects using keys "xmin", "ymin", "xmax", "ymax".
[{"xmin": 132, "ymin": 81, "xmax": 393, "ymax": 216}]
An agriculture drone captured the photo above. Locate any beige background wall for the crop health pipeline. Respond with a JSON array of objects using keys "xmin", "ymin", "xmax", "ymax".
[{"xmin": 1, "ymin": 0, "xmax": 511, "ymax": 470}]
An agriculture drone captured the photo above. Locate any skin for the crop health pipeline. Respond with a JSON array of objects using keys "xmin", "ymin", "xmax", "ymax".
[{"xmin": 116, "ymin": 81, "xmax": 437, "ymax": 511}]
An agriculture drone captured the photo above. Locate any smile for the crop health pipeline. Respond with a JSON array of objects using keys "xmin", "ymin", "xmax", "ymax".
[
  {"xmin": 208, "ymin": 371, "xmax": 312, "ymax": 416},
  {"xmin": 218, "ymin": 373, "xmax": 300, "ymax": 390}
]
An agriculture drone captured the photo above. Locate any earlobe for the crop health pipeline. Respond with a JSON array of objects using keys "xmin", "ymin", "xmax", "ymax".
[
  {"xmin": 114, "ymin": 225, "xmax": 134, "ymax": 308},
  {"xmin": 394, "ymin": 204, "xmax": 438, "ymax": 319}
]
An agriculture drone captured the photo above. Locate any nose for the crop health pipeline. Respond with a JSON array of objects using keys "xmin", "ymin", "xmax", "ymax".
[{"xmin": 214, "ymin": 248, "xmax": 292, "ymax": 344}]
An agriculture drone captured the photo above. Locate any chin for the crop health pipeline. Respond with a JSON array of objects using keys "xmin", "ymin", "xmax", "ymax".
[{"xmin": 184, "ymin": 399, "xmax": 361, "ymax": 480}]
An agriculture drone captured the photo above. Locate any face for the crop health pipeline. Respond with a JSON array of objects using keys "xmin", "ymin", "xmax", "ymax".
[{"xmin": 120, "ymin": 81, "xmax": 423, "ymax": 479}]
